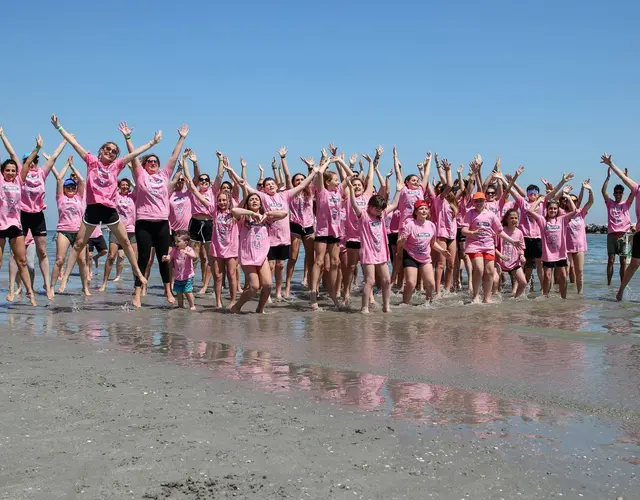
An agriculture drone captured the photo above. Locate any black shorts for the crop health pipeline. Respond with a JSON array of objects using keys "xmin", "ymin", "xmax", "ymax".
[
  {"xmin": 290, "ymin": 221, "xmax": 314, "ymax": 238},
  {"xmin": 503, "ymin": 265, "xmax": 521, "ymax": 275},
  {"xmin": 0, "ymin": 225, "xmax": 23, "ymax": 240},
  {"xmin": 346, "ymin": 240, "xmax": 361, "ymax": 250},
  {"xmin": 402, "ymin": 249, "xmax": 424, "ymax": 269},
  {"xmin": 632, "ymin": 232, "xmax": 640, "ymax": 259},
  {"xmin": 84, "ymin": 203, "xmax": 120, "ymax": 226},
  {"xmin": 21, "ymin": 211, "xmax": 47, "ymax": 236},
  {"xmin": 387, "ymin": 232, "xmax": 399, "ymax": 246},
  {"xmin": 524, "ymin": 237, "xmax": 543, "ymax": 260},
  {"xmin": 268, "ymin": 244, "xmax": 290, "ymax": 261},
  {"xmin": 543, "ymin": 259, "xmax": 568, "ymax": 269},
  {"xmin": 188, "ymin": 218, "xmax": 213, "ymax": 243},
  {"xmin": 456, "ymin": 227, "xmax": 466, "ymax": 243},
  {"xmin": 88, "ymin": 235, "xmax": 107, "ymax": 253},
  {"xmin": 315, "ymin": 235, "xmax": 340, "ymax": 245}
]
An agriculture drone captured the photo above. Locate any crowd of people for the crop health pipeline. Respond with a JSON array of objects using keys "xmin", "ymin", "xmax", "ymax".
[{"xmin": 0, "ymin": 115, "xmax": 636, "ymax": 312}]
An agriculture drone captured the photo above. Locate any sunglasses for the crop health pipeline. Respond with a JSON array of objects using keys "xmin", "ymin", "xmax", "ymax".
[
  {"xmin": 527, "ymin": 190, "xmax": 539, "ymax": 194},
  {"xmin": 103, "ymin": 146, "xmax": 118, "ymax": 155},
  {"xmin": 486, "ymin": 191, "xmax": 496, "ymax": 196},
  {"xmin": 65, "ymin": 185, "xmax": 77, "ymax": 190},
  {"xmin": 198, "ymin": 178, "xmax": 210, "ymax": 183},
  {"xmin": 145, "ymin": 158, "xmax": 159, "ymax": 165},
  {"xmin": 614, "ymin": 191, "xmax": 624, "ymax": 195}
]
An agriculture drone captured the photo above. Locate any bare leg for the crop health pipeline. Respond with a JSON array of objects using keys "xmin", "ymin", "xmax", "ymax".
[
  {"xmin": 309, "ymin": 241, "xmax": 328, "ymax": 310},
  {"xmin": 470, "ymin": 256, "xmax": 484, "ymax": 303},
  {"xmin": 7, "ymin": 251, "xmax": 18, "ymax": 302},
  {"xmin": 620, "ymin": 256, "xmax": 627, "ymax": 284},
  {"xmin": 99, "ymin": 243, "xmax": 119, "ymax": 291},
  {"xmin": 617, "ymin": 257, "xmax": 640, "ymax": 301},
  {"xmin": 51, "ymin": 233, "xmax": 71, "ymax": 287},
  {"xmin": 231, "ymin": 265, "xmax": 260, "ymax": 313},
  {"xmin": 273, "ymin": 258, "xmax": 285, "ymax": 299},
  {"xmin": 302, "ymin": 236, "xmax": 315, "ymax": 288},
  {"xmin": 361, "ymin": 264, "xmax": 375, "ymax": 313},
  {"xmin": 420, "ymin": 263, "xmax": 436, "ymax": 302},
  {"xmin": 114, "ymin": 248, "xmax": 126, "ymax": 281},
  {"xmin": 377, "ymin": 263, "xmax": 392, "ymax": 312},
  {"xmin": 59, "ymin": 222, "xmax": 92, "ymax": 293},
  {"xmin": 482, "ymin": 260, "xmax": 496, "ymax": 304},
  {"xmin": 198, "ymin": 243, "xmax": 212, "ymax": 294},
  {"xmin": 342, "ymin": 248, "xmax": 359, "ymax": 305},
  {"xmin": 256, "ymin": 260, "xmax": 272, "ymax": 313},
  {"xmin": 213, "ymin": 258, "xmax": 224, "ymax": 308},
  {"xmin": 402, "ymin": 267, "xmax": 418, "ymax": 304},
  {"xmin": 226, "ymin": 258, "xmax": 238, "ymax": 308},
  {"xmin": 285, "ymin": 236, "xmax": 301, "ymax": 297},
  {"xmin": 8, "ymin": 236, "xmax": 37, "ymax": 306},
  {"xmin": 185, "ymin": 292, "xmax": 196, "ymax": 310},
  {"xmin": 556, "ymin": 266, "xmax": 569, "ymax": 298},
  {"xmin": 542, "ymin": 268, "xmax": 553, "ymax": 296},
  {"xmin": 33, "ymin": 235, "xmax": 53, "ymax": 299}
]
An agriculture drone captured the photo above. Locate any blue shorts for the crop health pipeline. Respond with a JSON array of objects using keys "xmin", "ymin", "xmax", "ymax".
[{"xmin": 173, "ymin": 277, "xmax": 193, "ymax": 294}]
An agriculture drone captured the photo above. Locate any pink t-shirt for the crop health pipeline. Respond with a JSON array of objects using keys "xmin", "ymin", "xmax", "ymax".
[
  {"xmin": 345, "ymin": 193, "xmax": 371, "ymax": 242},
  {"xmin": 634, "ymin": 184, "xmax": 640, "ymax": 224},
  {"xmin": 315, "ymin": 186, "xmax": 344, "ymax": 238},
  {"xmin": 431, "ymin": 196, "xmax": 457, "ymax": 240},
  {"xmin": 358, "ymin": 210, "xmax": 389, "ymax": 265},
  {"xmin": 56, "ymin": 193, "xmax": 85, "ymax": 232},
  {"xmin": 566, "ymin": 207, "xmax": 589, "ymax": 253},
  {"xmin": 208, "ymin": 204, "xmax": 239, "ymax": 259},
  {"xmin": 498, "ymin": 227, "xmax": 524, "ymax": 271},
  {"xmin": 20, "ymin": 168, "xmax": 49, "ymax": 213},
  {"xmin": 0, "ymin": 176, "xmax": 22, "ymax": 230},
  {"xmin": 605, "ymin": 199, "xmax": 632, "ymax": 234},
  {"xmin": 397, "ymin": 185, "xmax": 425, "ymax": 225},
  {"xmin": 515, "ymin": 195, "xmax": 543, "ymax": 239},
  {"xmin": 485, "ymin": 200, "xmax": 501, "ymax": 216},
  {"xmin": 289, "ymin": 192, "xmax": 315, "ymax": 228},
  {"xmin": 84, "ymin": 153, "xmax": 126, "ymax": 208},
  {"xmin": 169, "ymin": 189, "xmax": 191, "ymax": 231},
  {"xmin": 115, "ymin": 192, "xmax": 136, "ymax": 233},
  {"xmin": 258, "ymin": 190, "xmax": 292, "ymax": 247},
  {"xmin": 531, "ymin": 212, "xmax": 570, "ymax": 262},
  {"xmin": 500, "ymin": 199, "xmax": 515, "ymax": 218},
  {"xmin": 170, "ymin": 246, "xmax": 196, "ymax": 281},
  {"xmin": 238, "ymin": 219, "xmax": 270, "ymax": 266},
  {"xmin": 90, "ymin": 224, "xmax": 103, "ymax": 239},
  {"xmin": 388, "ymin": 210, "xmax": 401, "ymax": 234},
  {"xmin": 461, "ymin": 208, "xmax": 503, "ymax": 255},
  {"xmin": 400, "ymin": 218, "xmax": 437, "ymax": 264},
  {"xmin": 190, "ymin": 187, "xmax": 213, "ymax": 218},
  {"xmin": 134, "ymin": 167, "xmax": 171, "ymax": 220}
]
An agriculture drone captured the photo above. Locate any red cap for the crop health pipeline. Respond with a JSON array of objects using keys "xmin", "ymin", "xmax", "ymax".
[{"xmin": 472, "ymin": 192, "xmax": 486, "ymax": 200}]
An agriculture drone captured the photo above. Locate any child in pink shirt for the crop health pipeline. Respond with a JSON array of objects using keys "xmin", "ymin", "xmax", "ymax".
[
  {"xmin": 496, "ymin": 209, "xmax": 526, "ymax": 297},
  {"xmin": 162, "ymin": 230, "xmax": 197, "ymax": 310},
  {"xmin": 563, "ymin": 181, "xmax": 594, "ymax": 294},
  {"xmin": 229, "ymin": 193, "xmax": 288, "ymax": 314},
  {"xmin": 346, "ymin": 176, "xmax": 403, "ymax": 313},
  {"xmin": 529, "ymin": 193, "xmax": 576, "ymax": 299}
]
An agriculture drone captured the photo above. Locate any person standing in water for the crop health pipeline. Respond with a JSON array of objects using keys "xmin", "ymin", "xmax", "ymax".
[{"xmin": 52, "ymin": 114, "xmax": 158, "ymax": 294}]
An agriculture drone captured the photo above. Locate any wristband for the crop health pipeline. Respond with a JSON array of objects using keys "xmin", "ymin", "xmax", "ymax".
[
  {"xmin": 124, "ymin": 134, "xmax": 131, "ymax": 140},
  {"xmin": 35, "ymin": 146, "xmax": 41, "ymax": 152},
  {"xmin": 0, "ymin": 132, "xmax": 4, "ymax": 138},
  {"xmin": 57, "ymin": 126, "xmax": 64, "ymax": 132}
]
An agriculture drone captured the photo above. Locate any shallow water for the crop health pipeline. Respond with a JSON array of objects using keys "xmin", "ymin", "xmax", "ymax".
[{"xmin": 1, "ymin": 234, "xmax": 640, "ymax": 465}]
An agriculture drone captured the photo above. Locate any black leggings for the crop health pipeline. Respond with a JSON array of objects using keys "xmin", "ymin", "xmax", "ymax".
[{"xmin": 135, "ymin": 219, "xmax": 171, "ymax": 287}]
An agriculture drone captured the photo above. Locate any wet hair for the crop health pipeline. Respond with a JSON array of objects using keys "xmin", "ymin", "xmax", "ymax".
[
  {"xmin": 502, "ymin": 208, "xmax": 519, "ymax": 226},
  {"xmin": 404, "ymin": 174, "xmax": 418, "ymax": 186},
  {"xmin": 140, "ymin": 154, "xmax": 161, "ymax": 168},
  {"xmin": 614, "ymin": 184, "xmax": 625, "ymax": 193},
  {"xmin": 1, "ymin": 159, "xmax": 17, "ymax": 173},
  {"xmin": 221, "ymin": 180, "xmax": 232, "ymax": 191},
  {"xmin": 97, "ymin": 142, "xmax": 120, "ymax": 161},
  {"xmin": 526, "ymin": 184, "xmax": 540, "ymax": 193},
  {"xmin": 368, "ymin": 194, "xmax": 387, "ymax": 211},
  {"xmin": 173, "ymin": 229, "xmax": 190, "ymax": 244}
]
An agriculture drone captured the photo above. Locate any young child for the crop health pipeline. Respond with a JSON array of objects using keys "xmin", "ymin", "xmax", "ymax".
[
  {"xmin": 346, "ymin": 177, "xmax": 402, "ymax": 313},
  {"xmin": 162, "ymin": 230, "xmax": 197, "ymax": 310},
  {"xmin": 497, "ymin": 208, "xmax": 527, "ymax": 297}
]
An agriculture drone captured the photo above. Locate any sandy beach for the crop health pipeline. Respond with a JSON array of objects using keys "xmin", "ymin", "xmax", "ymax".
[{"xmin": 1, "ymin": 323, "xmax": 638, "ymax": 500}]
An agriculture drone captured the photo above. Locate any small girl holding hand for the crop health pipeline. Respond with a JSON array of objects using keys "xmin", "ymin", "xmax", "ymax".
[{"xmin": 163, "ymin": 230, "xmax": 197, "ymax": 310}]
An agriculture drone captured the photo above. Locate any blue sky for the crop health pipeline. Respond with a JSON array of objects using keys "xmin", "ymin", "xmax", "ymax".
[{"xmin": 2, "ymin": 0, "xmax": 638, "ymax": 224}]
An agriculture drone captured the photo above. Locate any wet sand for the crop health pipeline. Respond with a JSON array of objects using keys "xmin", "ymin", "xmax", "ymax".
[{"xmin": 1, "ymin": 301, "xmax": 639, "ymax": 499}]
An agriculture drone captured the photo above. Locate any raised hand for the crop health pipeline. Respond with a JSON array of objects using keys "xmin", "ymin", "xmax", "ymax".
[
  {"xmin": 504, "ymin": 173, "xmax": 514, "ymax": 182},
  {"xmin": 600, "ymin": 153, "xmax": 613, "ymax": 166},
  {"xmin": 215, "ymin": 151, "xmax": 224, "ymax": 161},
  {"xmin": 434, "ymin": 152, "xmax": 440, "ymax": 168},
  {"xmin": 562, "ymin": 172, "xmax": 575, "ymax": 182},
  {"xmin": 494, "ymin": 157, "xmax": 501, "ymax": 172},
  {"xmin": 51, "ymin": 114, "xmax": 60, "ymax": 129},
  {"xmin": 328, "ymin": 143, "xmax": 338, "ymax": 156},
  {"xmin": 562, "ymin": 185, "xmax": 573, "ymax": 194},
  {"xmin": 349, "ymin": 153, "xmax": 357, "ymax": 167},
  {"xmin": 278, "ymin": 146, "xmax": 288, "ymax": 158},
  {"xmin": 362, "ymin": 153, "xmax": 373, "ymax": 163},
  {"xmin": 440, "ymin": 158, "xmax": 451, "ymax": 170},
  {"xmin": 240, "ymin": 157, "xmax": 247, "ymax": 169},
  {"xmin": 475, "ymin": 154, "xmax": 483, "ymax": 168},
  {"xmin": 376, "ymin": 144, "xmax": 384, "ymax": 157},
  {"xmin": 119, "ymin": 121, "xmax": 134, "ymax": 137},
  {"xmin": 300, "ymin": 156, "xmax": 315, "ymax": 168},
  {"xmin": 67, "ymin": 154, "xmax": 73, "ymax": 165},
  {"xmin": 258, "ymin": 164, "xmax": 264, "ymax": 173},
  {"xmin": 0, "ymin": 126, "xmax": 3, "ymax": 136},
  {"xmin": 358, "ymin": 158, "xmax": 364, "ymax": 170},
  {"xmin": 457, "ymin": 164, "xmax": 464, "ymax": 175},
  {"xmin": 152, "ymin": 131, "xmax": 163, "ymax": 144},
  {"xmin": 393, "ymin": 145, "xmax": 398, "ymax": 158},
  {"xmin": 41, "ymin": 152, "xmax": 51, "ymax": 161},
  {"xmin": 321, "ymin": 148, "xmax": 327, "ymax": 161},
  {"xmin": 178, "ymin": 124, "xmax": 189, "ymax": 138},
  {"xmin": 35, "ymin": 134, "xmax": 43, "ymax": 149},
  {"xmin": 187, "ymin": 149, "xmax": 198, "ymax": 163},
  {"xmin": 583, "ymin": 180, "xmax": 592, "ymax": 191},
  {"xmin": 385, "ymin": 169, "xmax": 394, "ymax": 179},
  {"xmin": 516, "ymin": 165, "xmax": 525, "ymax": 176},
  {"xmin": 540, "ymin": 177, "xmax": 553, "ymax": 191},
  {"xmin": 271, "ymin": 157, "xmax": 277, "ymax": 169},
  {"xmin": 424, "ymin": 152, "xmax": 432, "ymax": 164}
]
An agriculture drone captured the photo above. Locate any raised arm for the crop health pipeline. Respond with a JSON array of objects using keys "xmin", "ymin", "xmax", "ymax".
[
  {"xmin": 582, "ymin": 181, "xmax": 594, "ymax": 212},
  {"xmin": 601, "ymin": 169, "xmax": 611, "ymax": 203},
  {"xmin": 0, "ymin": 126, "xmax": 22, "ymax": 164},
  {"xmin": 117, "ymin": 121, "xmax": 142, "ymax": 177},
  {"xmin": 438, "ymin": 159, "xmax": 453, "ymax": 198},
  {"xmin": 183, "ymin": 166, "xmax": 211, "ymax": 208},
  {"xmin": 561, "ymin": 192, "xmax": 577, "ymax": 219},
  {"xmin": 121, "ymin": 131, "xmax": 162, "ymax": 165},
  {"xmin": 54, "ymin": 155, "xmax": 72, "ymax": 196},
  {"xmin": 503, "ymin": 165, "xmax": 525, "ymax": 201},
  {"xmin": 69, "ymin": 157, "xmax": 85, "ymax": 197},
  {"xmin": 346, "ymin": 178, "xmax": 362, "ymax": 218},
  {"xmin": 224, "ymin": 163, "xmax": 255, "ymax": 194},
  {"xmin": 420, "ymin": 151, "xmax": 433, "ymax": 190},
  {"xmin": 601, "ymin": 153, "xmax": 637, "ymax": 191},
  {"xmin": 546, "ymin": 172, "xmax": 574, "ymax": 200},
  {"xmin": 41, "ymin": 138, "xmax": 68, "ymax": 178},
  {"xmin": 20, "ymin": 134, "xmax": 43, "ymax": 181},
  {"xmin": 163, "ymin": 124, "xmax": 189, "ymax": 175},
  {"xmin": 212, "ymin": 151, "xmax": 224, "ymax": 191},
  {"xmin": 288, "ymin": 166, "xmax": 319, "ymax": 197},
  {"xmin": 313, "ymin": 151, "xmax": 327, "ymax": 192},
  {"xmin": 385, "ymin": 184, "xmax": 404, "ymax": 214},
  {"xmin": 51, "ymin": 114, "xmax": 88, "ymax": 159}
]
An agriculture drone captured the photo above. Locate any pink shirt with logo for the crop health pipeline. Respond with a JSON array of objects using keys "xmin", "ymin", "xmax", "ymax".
[
  {"xmin": 289, "ymin": 192, "xmax": 315, "ymax": 229},
  {"xmin": 169, "ymin": 189, "xmax": 192, "ymax": 231},
  {"xmin": 238, "ymin": 219, "xmax": 270, "ymax": 266},
  {"xmin": 605, "ymin": 199, "xmax": 632, "ymax": 234},
  {"xmin": 500, "ymin": 199, "xmax": 515, "ymax": 218},
  {"xmin": 190, "ymin": 187, "xmax": 213, "ymax": 218},
  {"xmin": 431, "ymin": 196, "xmax": 457, "ymax": 240},
  {"xmin": 397, "ymin": 185, "xmax": 425, "ymax": 226},
  {"xmin": 134, "ymin": 167, "xmax": 172, "ymax": 221},
  {"xmin": 566, "ymin": 207, "xmax": 589, "ymax": 253},
  {"xmin": 115, "ymin": 192, "xmax": 136, "ymax": 233},
  {"xmin": 315, "ymin": 186, "xmax": 344, "ymax": 238},
  {"xmin": 21, "ymin": 168, "xmax": 50, "ymax": 213},
  {"xmin": 498, "ymin": 227, "xmax": 524, "ymax": 271},
  {"xmin": 0, "ymin": 177, "xmax": 23, "ymax": 230},
  {"xmin": 258, "ymin": 190, "xmax": 292, "ymax": 247},
  {"xmin": 400, "ymin": 218, "xmax": 437, "ymax": 264},
  {"xmin": 485, "ymin": 200, "xmax": 501, "ymax": 217},
  {"xmin": 358, "ymin": 210, "xmax": 389, "ymax": 265},
  {"xmin": 208, "ymin": 204, "xmax": 239, "ymax": 259},
  {"xmin": 388, "ymin": 209, "xmax": 401, "ymax": 234},
  {"xmin": 531, "ymin": 212, "xmax": 570, "ymax": 262},
  {"xmin": 515, "ymin": 194, "xmax": 543, "ymax": 239},
  {"xmin": 56, "ymin": 193, "xmax": 85, "ymax": 232},
  {"xmin": 170, "ymin": 246, "xmax": 196, "ymax": 281},
  {"xmin": 345, "ymin": 193, "xmax": 371, "ymax": 242},
  {"xmin": 461, "ymin": 209, "xmax": 503, "ymax": 255},
  {"xmin": 84, "ymin": 153, "xmax": 126, "ymax": 208}
]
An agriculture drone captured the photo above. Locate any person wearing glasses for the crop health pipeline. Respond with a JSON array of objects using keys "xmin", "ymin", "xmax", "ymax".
[
  {"xmin": 119, "ymin": 122, "xmax": 188, "ymax": 308},
  {"xmin": 51, "ymin": 114, "xmax": 160, "ymax": 294}
]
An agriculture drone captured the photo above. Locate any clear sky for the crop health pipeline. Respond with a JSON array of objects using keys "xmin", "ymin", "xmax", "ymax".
[{"xmin": 2, "ymin": 0, "xmax": 638, "ymax": 224}]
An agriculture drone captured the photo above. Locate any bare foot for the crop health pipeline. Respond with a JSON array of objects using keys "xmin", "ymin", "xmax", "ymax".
[
  {"xmin": 166, "ymin": 294, "xmax": 175, "ymax": 304},
  {"xmin": 83, "ymin": 287, "xmax": 92, "ymax": 297},
  {"xmin": 29, "ymin": 294, "xmax": 37, "ymax": 307},
  {"xmin": 230, "ymin": 304, "xmax": 241, "ymax": 314},
  {"xmin": 58, "ymin": 278, "xmax": 68, "ymax": 294},
  {"xmin": 256, "ymin": 307, "xmax": 266, "ymax": 314},
  {"xmin": 6, "ymin": 292, "xmax": 14, "ymax": 302},
  {"xmin": 46, "ymin": 287, "xmax": 54, "ymax": 300},
  {"xmin": 360, "ymin": 307, "xmax": 370, "ymax": 314},
  {"xmin": 382, "ymin": 306, "xmax": 390, "ymax": 313},
  {"xmin": 197, "ymin": 287, "xmax": 208, "ymax": 295},
  {"xmin": 216, "ymin": 302, "xmax": 223, "ymax": 309},
  {"xmin": 98, "ymin": 283, "xmax": 107, "ymax": 292},
  {"xmin": 133, "ymin": 295, "xmax": 142, "ymax": 308},
  {"xmin": 113, "ymin": 276, "xmax": 121, "ymax": 282},
  {"xmin": 471, "ymin": 297, "xmax": 481, "ymax": 304},
  {"xmin": 141, "ymin": 284, "xmax": 147, "ymax": 297},
  {"xmin": 616, "ymin": 290, "xmax": 624, "ymax": 301},
  {"xmin": 267, "ymin": 295, "xmax": 272, "ymax": 304},
  {"xmin": 301, "ymin": 279, "xmax": 308, "ymax": 288},
  {"xmin": 189, "ymin": 306, "xmax": 196, "ymax": 311},
  {"xmin": 227, "ymin": 301, "xmax": 236, "ymax": 310}
]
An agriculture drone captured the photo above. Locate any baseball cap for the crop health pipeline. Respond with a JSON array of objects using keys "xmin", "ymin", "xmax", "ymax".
[
  {"xmin": 22, "ymin": 152, "xmax": 39, "ymax": 162},
  {"xmin": 472, "ymin": 192, "xmax": 486, "ymax": 200},
  {"xmin": 63, "ymin": 179, "xmax": 77, "ymax": 187}
]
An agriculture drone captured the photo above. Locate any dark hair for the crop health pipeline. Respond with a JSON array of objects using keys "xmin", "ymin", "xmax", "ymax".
[
  {"xmin": 98, "ymin": 142, "xmax": 120, "ymax": 161},
  {"xmin": 173, "ymin": 229, "xmax": 190, "ymax": 244},
  {"xmin": 323, "ymin": 170, "xmax": 336, "ymax": 186},
  {"xmin": 526, "ymin": 184, "xmax": 540, "ymax": 193},
  {"xmin": 221, "ymin": 180, "xmax": 232, "ymax": 191},
  {"xmin": 263, "ymin": 176, "xmax": 276, "ymax": 186},
  {"xmin": 614, "ymin": 184, "xmax": 625, "ymax": 193},
  {"xmin": 243, "ymin": 193, "xmax": 264, "ymax": 214},
  {"xmin": 1, "ymin": 159, "xmax": 17, "ymax": 173},
  {"xmin": 119, "ymin": 178, "xmax": 132, "ymax": 188},
  {"xmin": 485, "ymin": 184, "xmax": 498, "ymax": 193},
  {"xmin": 404, "ymin": 174, "xmax": 418, "ymax": 186},
  {"xmin": 140, "ymin": 154, "xmax": 161, "ymax": 167},
  {"xmin": 502, "ymin": 208, "xmax": 519, "ymax": 226},
  {"xmin": 368, "ymin": 194, "xmax": 387, "ymax": 211},
  {"xmin": 293, "ymin": 173, "xmax": 312, "ymax": 199}
]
